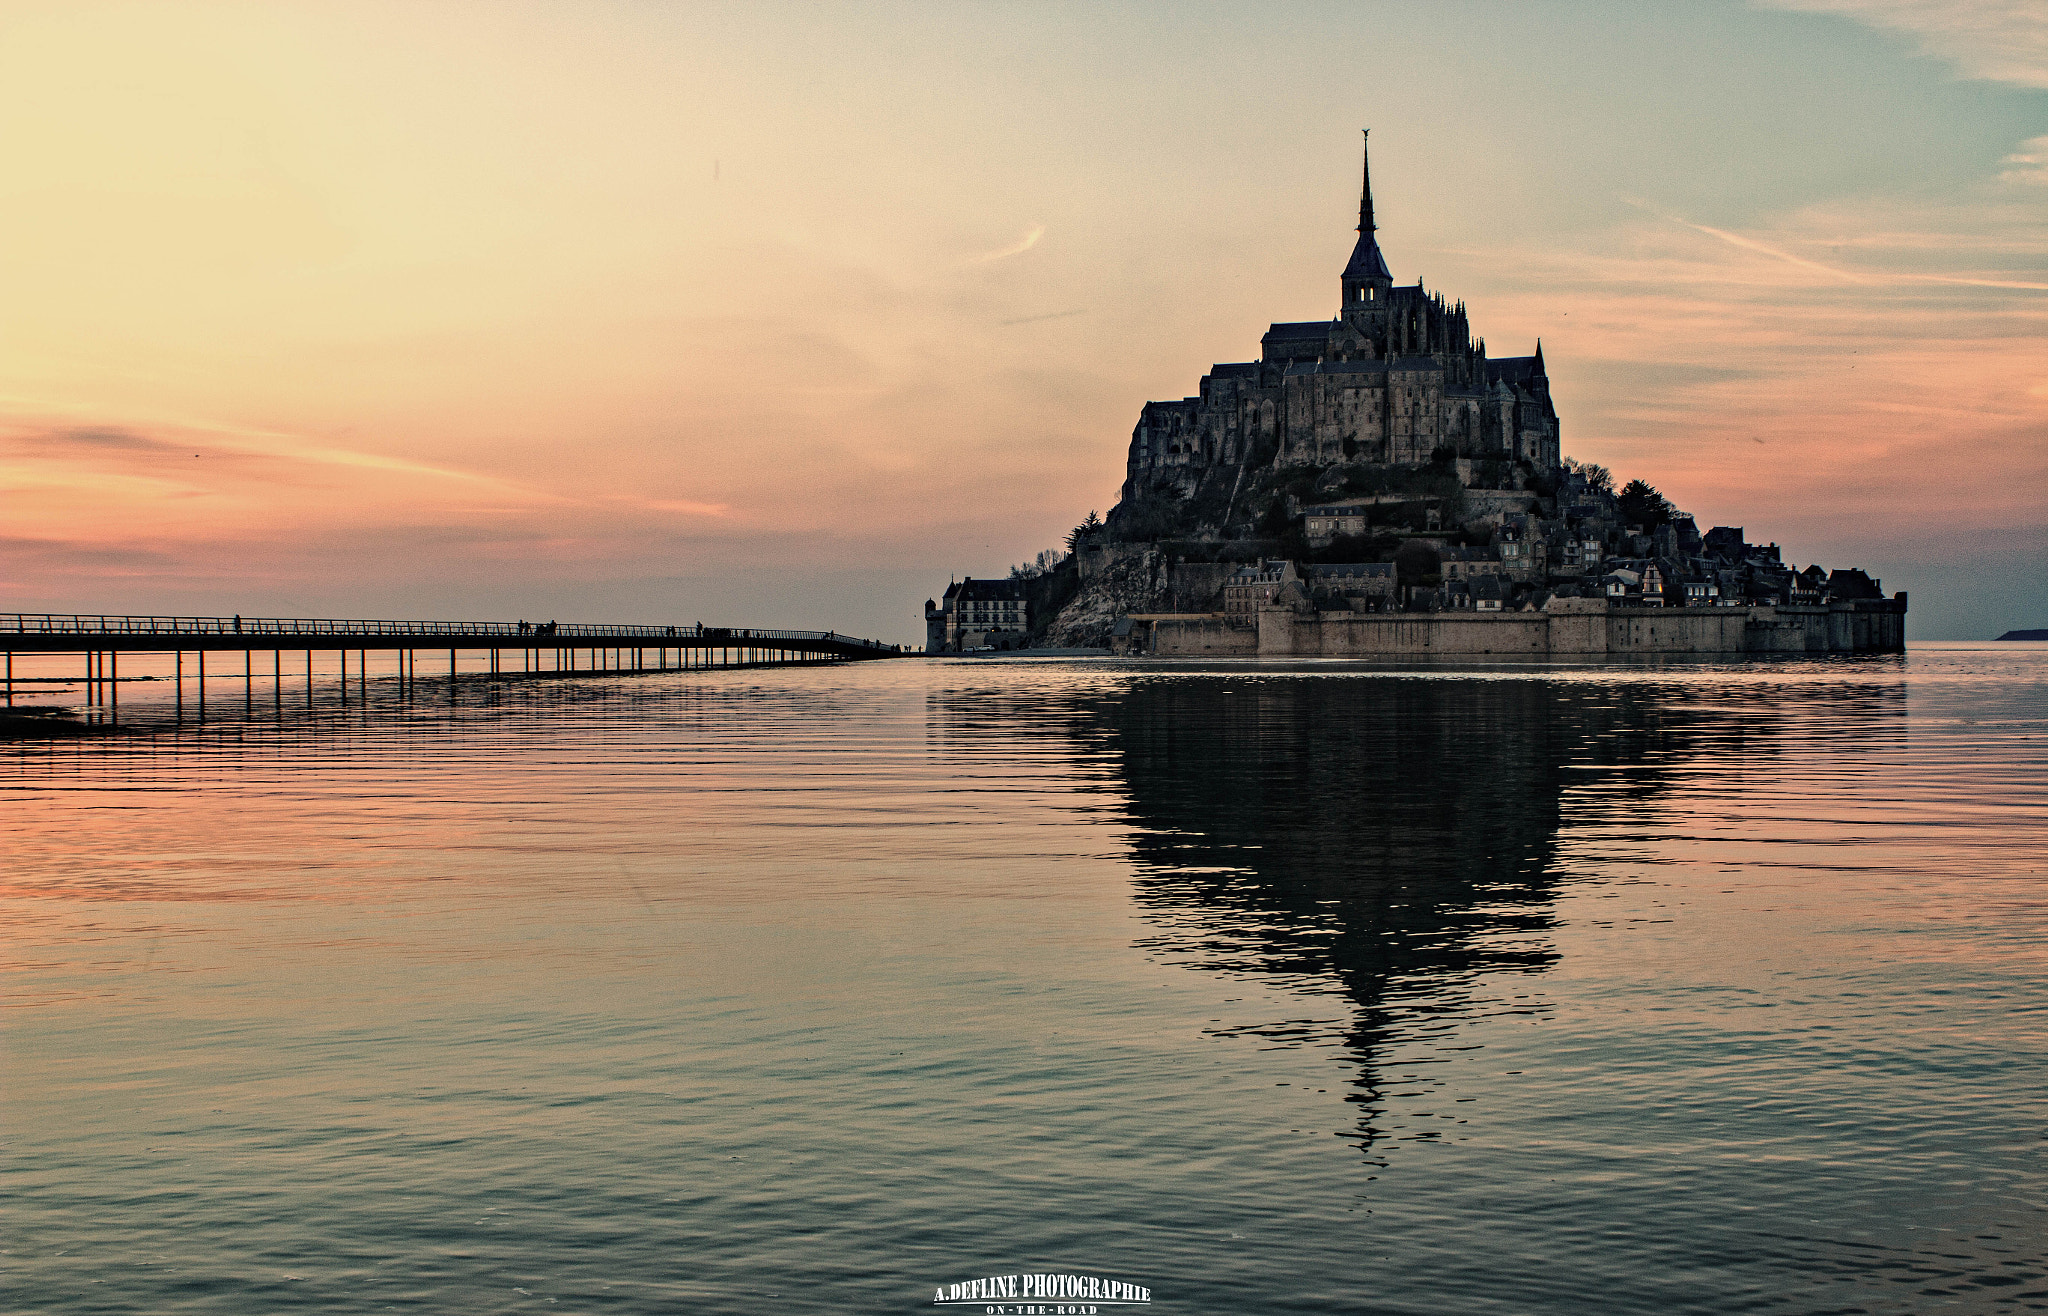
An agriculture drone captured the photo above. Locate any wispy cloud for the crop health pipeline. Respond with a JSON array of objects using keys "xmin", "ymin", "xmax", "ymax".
[
  {"xmin": 999, "ymin": 308, "xmax": 1088, "ymax": 326},
  {"xmin": 966, "ymin": 224, "xmax": 1046, "ymax": 264},
  {"xmin": 1, "ymin": 401, "xmax": 507, "ymax": 480},
  {"xmin": 1757, "ymin": 0, "xmax": 2048, "ymax": 89},
  {"xmin": 1444, "ymin": 178, "xmax": 2048, "ymax": 565},
  {"xmin": 1620, "ymin": 195, "xmax": 2048, "ymax": 290},
  {"xmin": 2002, "ymin": 135, "xmax": 2048, "ymax": 185},
  {"xmin": 609, "ymin": 496, "xmax": 731, "ymax": 517},
  {"xmin": 1679, "ymin": 218, "xmax": 1867, "ymax": 282}
]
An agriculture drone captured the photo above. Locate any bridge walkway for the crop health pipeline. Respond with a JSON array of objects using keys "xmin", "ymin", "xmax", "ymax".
[{"xmin": 2, "ymin": 613, "xmax": 906, "ymax": 722}]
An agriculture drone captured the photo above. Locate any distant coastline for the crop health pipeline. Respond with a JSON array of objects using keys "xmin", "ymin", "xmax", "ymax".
[{"xmin": 1995, "ymin": 629, "xmax": 2048, "ymax": 641}]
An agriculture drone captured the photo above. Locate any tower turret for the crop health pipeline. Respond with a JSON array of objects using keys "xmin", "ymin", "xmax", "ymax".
[{"xmin": 1340, "ymin": 129, "xmax": 1394, "ymax": 327}]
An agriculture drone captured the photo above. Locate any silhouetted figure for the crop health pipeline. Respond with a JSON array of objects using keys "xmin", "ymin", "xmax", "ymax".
[{"xmin": 232, "ymin": 614, "xmax": 241, "ymax": 633}]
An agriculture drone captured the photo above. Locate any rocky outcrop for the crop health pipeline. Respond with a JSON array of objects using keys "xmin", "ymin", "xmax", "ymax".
[{"xmin": 1045, "ymin": 548, "xmax": 1171, "ymax": 648}]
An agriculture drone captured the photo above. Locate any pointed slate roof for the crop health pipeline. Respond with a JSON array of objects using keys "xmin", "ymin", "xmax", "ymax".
[
  {"xmin": 1343, "ymin": 231, "xmax": 1394, "ymax": 282},
  {"xmin": 1486, "ymin": 356, "xmax": 1541, "ymax": 387}
]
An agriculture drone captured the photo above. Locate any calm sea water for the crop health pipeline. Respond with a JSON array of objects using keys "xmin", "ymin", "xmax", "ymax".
[{"xmin": 4, "ymin": 647, "xmax": 2044, "ymax": 1314}]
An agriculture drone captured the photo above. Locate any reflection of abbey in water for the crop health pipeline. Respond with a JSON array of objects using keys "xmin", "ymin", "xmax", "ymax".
[
  {"xmin": 1058, "ymin": 670, "xmax": 1905, "ymax": 1150},
  {"xmin": 1099, "ymin": 678, "xmax": 1593, "ymax": 996}
]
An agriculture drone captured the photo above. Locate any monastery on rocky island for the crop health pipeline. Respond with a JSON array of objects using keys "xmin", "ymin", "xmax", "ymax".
[
  {"xmin": 923, "ymin": 135, "xmax": 1904, "ymax": 657},
  {"xmin": 1122, "ymin": 131, "xmax": 1560, "ymax": 505}
]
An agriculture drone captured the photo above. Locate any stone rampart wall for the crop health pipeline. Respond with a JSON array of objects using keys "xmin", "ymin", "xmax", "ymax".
[
  {"xmin": 1131, "ymin": 600, "xmax": 1906, "ymax": 658},
  {"xmin": 1147, "ymin": 617, "xmax": 1260, "ymax": 657}
]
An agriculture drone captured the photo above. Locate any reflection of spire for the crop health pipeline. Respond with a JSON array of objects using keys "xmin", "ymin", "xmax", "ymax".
[
  {"xmin": 925, "ymin": 663, "xmax": 1903, "ymax": 1163},
  {"xmin": 1358, "ymin": 128, "xmax": 1376, "ymax": 233},
  {"xmin": 1073, "ymin": 675, "xmax": 1843, "ymax": 1156}
]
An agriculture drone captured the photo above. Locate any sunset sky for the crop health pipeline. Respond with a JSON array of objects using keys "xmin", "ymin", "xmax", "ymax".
[{"xmin": 2, "ymin": 0, "xmax": 2043, "ymax": 640}]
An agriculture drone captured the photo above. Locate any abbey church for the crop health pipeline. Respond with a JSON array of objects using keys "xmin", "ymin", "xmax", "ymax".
[{"xmin": 1119, "ymin": 133, "xmax": 1559, "ymax": 504}]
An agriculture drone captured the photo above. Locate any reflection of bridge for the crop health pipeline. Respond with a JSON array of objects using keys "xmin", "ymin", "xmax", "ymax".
[{"xmin": 3, "ymin": 612, "xmax": 906, "ymax": 718}]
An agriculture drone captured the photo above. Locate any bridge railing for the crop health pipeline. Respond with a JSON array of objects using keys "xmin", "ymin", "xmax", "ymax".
[{"xmin": 0, "ymin": 614, "xmax": 900, "ymax": 652}]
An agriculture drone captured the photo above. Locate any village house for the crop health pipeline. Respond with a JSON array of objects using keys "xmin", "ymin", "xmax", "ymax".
[
  {"xmin": 1703, "ymin": 525, "xmax": 1748, "ymax": 559},
  {"xmin": 1438, "ymin": 545, "xmax": 1502, "ymax": 583},
  {"xmin": 1639, "ymin": 561, "xmax": 1670, "ymax": 605},
  {"xmin": 1496, "ymin": 516, "xmax": 1547, "ymax": 583},
  {"xmin": 1307, "ymin": 562, "xmax": 1397, "ymax": 610},
  {"xmin": 1681, "ymin": 576, "xmax": 1721, "ymax": 606},
  {"xmin": 925, "ymin": 577, "xmax": 1030, "ymax": 652},
  {"xmin": 1302, "ymin": 503, "xmax": 1371, "ymax": 546},
  {"xmin": 1223, "ymin": 560, "xmax": 1299, "ymax": 617}
]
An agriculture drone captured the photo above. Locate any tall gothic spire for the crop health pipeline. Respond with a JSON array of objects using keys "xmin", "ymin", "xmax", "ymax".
[
  {"xmin": 1340, "ymin": 129, "xmax": 1394, "ymax": 309},
  {"xmin": 1358, "ymin": 128, "xmax": 1376, "ymax": 234}
]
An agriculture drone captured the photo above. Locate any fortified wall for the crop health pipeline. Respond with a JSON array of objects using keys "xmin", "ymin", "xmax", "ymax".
[{"xmin": 1128, "ymin": 597, "xmax": 1906, "ymax": 659}]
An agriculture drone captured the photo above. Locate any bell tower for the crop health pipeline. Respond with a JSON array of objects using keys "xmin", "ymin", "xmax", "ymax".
[{"xmin": 1339, "ymin": 129, "xmax": 1394, "ymax": 330}]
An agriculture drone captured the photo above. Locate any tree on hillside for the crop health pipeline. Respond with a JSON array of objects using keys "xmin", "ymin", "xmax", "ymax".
[
  {"xmin": 1009, "ymin": 548, "xmax": 1071, "ymax": 579},
  {"xmin": 1065, "ymin": 510, "xmax": 1102, "ymax": 553},
  {"xmin": 1569, "ymin": 459, "xmax": 1614, "ymax": 495},
  {"xmin": 1617, "ymin": 479, "xmax": 1674, "ymax": 527}
]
